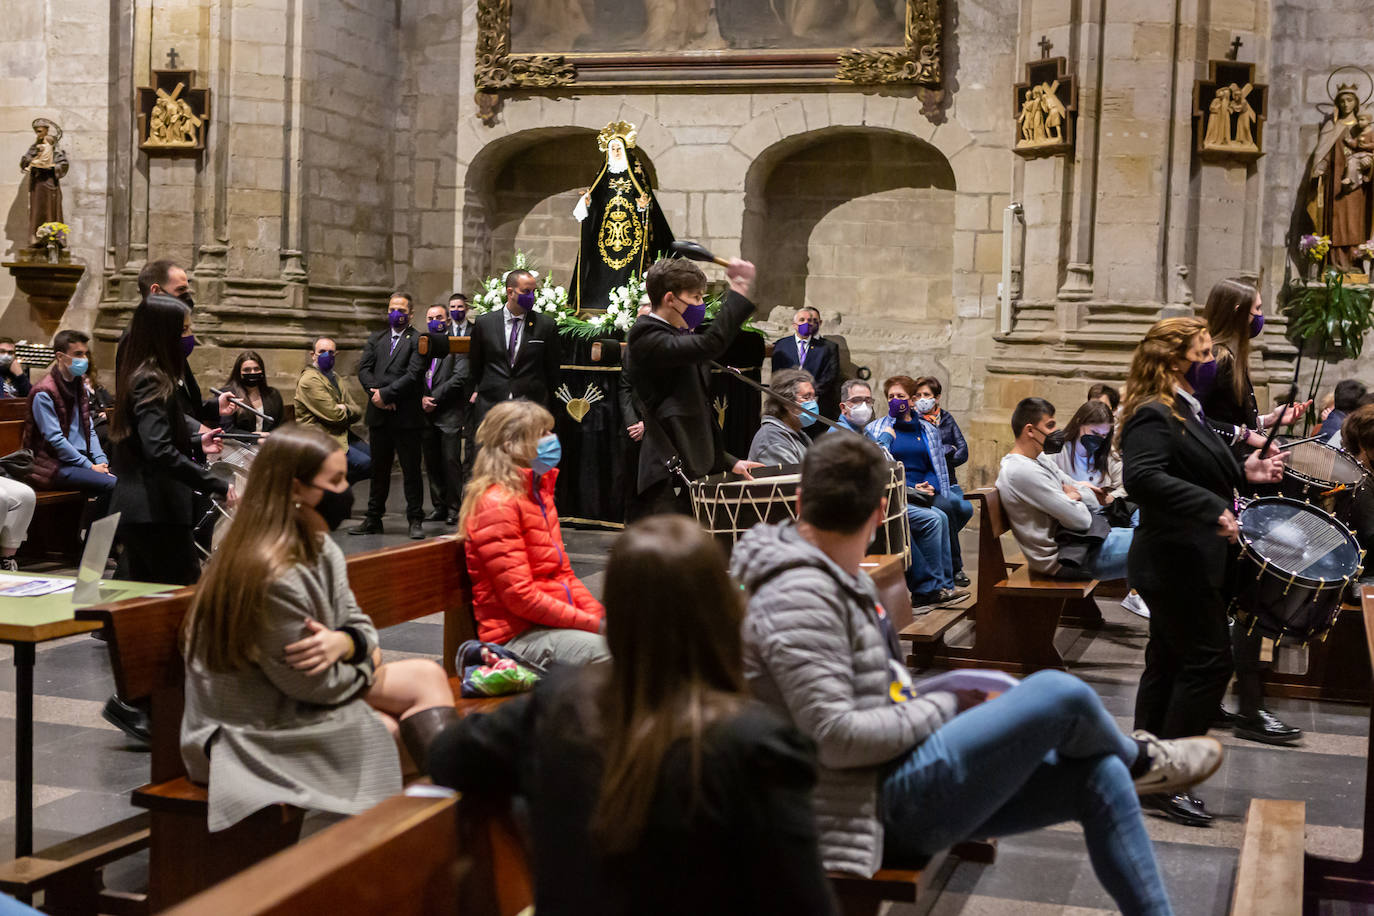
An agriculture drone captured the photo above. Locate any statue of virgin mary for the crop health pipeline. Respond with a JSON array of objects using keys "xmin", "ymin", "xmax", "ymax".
[
  {"xmin": 569, "ymin": 121, "xmax": 674, "ymax": 312},
  {"xmin": 1307, "ymin": 76, "xmax": 1374, "ymax": 271}
]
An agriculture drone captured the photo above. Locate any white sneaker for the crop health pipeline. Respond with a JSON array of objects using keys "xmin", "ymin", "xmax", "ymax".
[
  {"xmin": 1122, "ymin": 592, "xmax": 1150, "ymax": 619},
  {"xmin": 1130, "ymin": 730, "xmax": 1224, "ymax": 796}
]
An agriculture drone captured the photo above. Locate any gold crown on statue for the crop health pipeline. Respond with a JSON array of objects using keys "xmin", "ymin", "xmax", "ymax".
[
  {"xmin": 1338, "ymin": 83, "xmax": 1360, "ymax": 95},
  {"xmin": 597, "ymin": 120, "xmax": 638, "ymax": 152}
]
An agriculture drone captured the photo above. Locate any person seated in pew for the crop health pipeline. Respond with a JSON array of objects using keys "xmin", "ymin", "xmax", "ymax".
[
  {"xmin": 294, "ymin": 337, "xmax": 371, "ymax": 486},
  {"xmin": 429, "ymin": 514, "xmax": 838, "ymax": 916},
  {"xmin": 730, "ymin": 434, "xmax": 1224, "ymax": 913},
  {"xmin": 826, "ymin": 379, "xmax": 875, "ymax": 436},
  {"xmin": 22, "ymin": 330, "xmax": 116, "ymax": 512},
  {"xmin": 0, "ymin": 339, "xmax": 32, "ymax": 399},
  {"xmin": 747, "ymin": 368, "xmax": 817, "ymax": 466},
  {"xmin": 0, "ymin": 477, "xmax": 36, "ymax": 573},
  {"xmin": 461, "ymin": 400, "xmax": 609, "ymax": 666},
  {"xmin": 996, "ymin": 397, "xmax": 1134, "ymax": 584},
  {"xmin": 220, "ymin": 350, "xmax": 285, "ymax": 434},
  {"xmin": 1048, "ymin": 400, "xmax": 1150, "ymax": 618},
  {"xmin": 181, "ymin": 424, "xmax": 457, "ymax": 832},
  {"xmin": 1337, "ymin": 403, "xmax": 1374, "ymax": 553},
  {"xmin": 1320, "ymin": 378, "xmax": 1366, "ymax": 440}
]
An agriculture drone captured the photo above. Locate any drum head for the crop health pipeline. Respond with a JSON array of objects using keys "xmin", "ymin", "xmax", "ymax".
[
  {"xmin": 1238, "ymin": 497, "xmax": 1362, "ymax": 582},
  {"xmin": 1284, "ymin": 439, "xmax": 1367, "ymax": 486}
]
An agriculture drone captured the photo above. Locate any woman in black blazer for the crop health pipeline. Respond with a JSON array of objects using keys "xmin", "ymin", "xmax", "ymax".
[
  {"xmin": 221, "ymin": 350, "xmax": 285, "ymax": 434},
  {"xmin": 1120, "ymin": 316, "xmax": 1282, "ymax": 828},
  {"xmin": 1197, "ymin": 279, "xmax": 1310, "ymax": 746},
  {"xmin": 109, "ymin": 294, "xmax": 232, "ymax": 585}
]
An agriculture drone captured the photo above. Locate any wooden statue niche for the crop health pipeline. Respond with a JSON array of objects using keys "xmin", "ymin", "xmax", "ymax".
[
  {"xmin": 1013, "ymin": 55, "xmax": 1077, "ymax": 159},
  {"xmin": 137, "ymin": 52, "xmax": 211, "ymax": 157},
  {"xmin": 1193, "ymin": 60, "xmax": 1267, "ymax": 163}
]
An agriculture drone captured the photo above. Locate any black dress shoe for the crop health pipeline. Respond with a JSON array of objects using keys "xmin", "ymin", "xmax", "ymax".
[
  {"xmin": 102, "ymin": 696, "xmax": 151, "ymax": 746},
  {"xmin": 445, "ymin": 512, "xmax": 459, "ymax": 526},
  {"xmin": 349, "ymin": 520, "xmax": 383, "ymax": 536},
  {"xmin": 1141, "ymin": 792, "xmax": 1213, "ymax": 827},
  {"xmin": 953, "ymin": 571, "xmax": 971, "ymax": 588},
  {"xmin": 426, "ymin": 509, "xmax": 447, "ymax": 522},
  {"xmin": 1214, "ymin": 705, "xmax": 1243, "ymax": 727},
  {"xmin": 1233, "ymin": 709, "xmax": 1303, "ymax": 745},
  {"xmin": 408, "ymin": 521, "xmax": 425, "ymax": 540}
]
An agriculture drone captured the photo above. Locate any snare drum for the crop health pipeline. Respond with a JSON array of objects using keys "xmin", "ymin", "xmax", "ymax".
[
  {"xmin": 1280, "ymin": 439, "xmax": 1369, "ymax": 523},
  {"xmin": 1232, "ymin": 496, "xmax": 1365, "ymax": 644},
  {"xmin": 686, "ymin": 461, "xmax": 909, "ymax": 560}
]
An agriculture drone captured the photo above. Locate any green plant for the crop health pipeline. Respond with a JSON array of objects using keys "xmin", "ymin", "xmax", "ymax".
[{"xmin": 1281, "ymin": 267, "xmax": 1374, "ymax": 361}]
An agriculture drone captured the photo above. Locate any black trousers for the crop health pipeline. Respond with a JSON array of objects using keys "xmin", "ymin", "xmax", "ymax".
[
  {"xmin": 626, "ymin": 477, "xmax": 692, "ymax": 522},
  {"xmin": 117, "ymin": 522, "xmax": 199, "ymax": 586},
  {"xmin": 1231, "ymin": 623, "xmax": 1268, "ymax": 716},
  {"xmin": 1133, "ymin": 578, "xmax": 1234, "ymax": 739},
  {"xmin": 422, "ymin": 423, "xmax": 464, "ymax": 514},
  {"xmin": 366, "ymin": 424, "xmax": 424, "ymax": 523}
]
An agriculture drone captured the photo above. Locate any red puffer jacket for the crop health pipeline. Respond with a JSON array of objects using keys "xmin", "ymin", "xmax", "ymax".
[{"xmin": 465, "ymin": 467, "xmax": 604, "ymax": 645}]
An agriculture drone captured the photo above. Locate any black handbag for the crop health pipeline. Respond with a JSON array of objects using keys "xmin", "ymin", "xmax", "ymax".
[
  {"xmin": 0, "ymin": 449, "xmax": 34, "ymax": 481},
  {"xmin": 905, "ymin": 485, "xmax": 935, "ymax": 508}
]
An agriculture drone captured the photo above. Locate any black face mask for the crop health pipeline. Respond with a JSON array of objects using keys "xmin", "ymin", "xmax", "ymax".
[
  {"xmin": 1038, "ymin": 428, "xmax": 1068, "ymax": 455},
  {"xmin": 178, "ymin": 291, "xmax": 195, "ymax": 310},
  {"xmin": 1079, "ymin": 433, "xmax": 1107, "ymax": 456},
  {"xmin": 240, "ymin": 373, "xmax": 264, "ymax": 388},
  {"xmin": 312, "ymin": 486, "xmax": 354, "ymax": 531}
]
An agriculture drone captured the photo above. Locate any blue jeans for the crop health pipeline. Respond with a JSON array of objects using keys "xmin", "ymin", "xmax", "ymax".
[
  {"xmin": 1057, "ymin": 526, "xmax": 1134, "ymax": 581},
  {"xmin": 346, "ymin": 442, "xmax": 372, "ymax": 485},
  {"xmin": 934, "ymin": 485, "xmax": 973, "ymax": 573},
  {"xmin": 905, "ymin": 504, "xmax": 953, "ymax": 595},
  {"xmin": 52, "ymin": 464, "xmax": 116, "ymax": 494},
  {"xmin": 882, "ymin": 670, "xmax": 1171, "ymax": 915}
]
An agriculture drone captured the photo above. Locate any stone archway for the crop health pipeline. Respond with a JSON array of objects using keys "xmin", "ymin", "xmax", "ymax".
[
  {"xmin": 460, "ymin": 126, "xmax": 661, "ymax": 291},
  {"xmin": 741, "ymin": 126, "xmax": 958, "ymax": 383}
]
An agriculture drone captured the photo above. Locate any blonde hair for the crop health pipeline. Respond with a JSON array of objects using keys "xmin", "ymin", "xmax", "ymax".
[
  {"xmin": 183, "ymin": 424, "xmax": 341, "ymax": 672},
  {"xmin": 458, "ymin": 400, "xmax": 555, "ymax": 532},
  {"xmin": 1119, "ymin": 316, "xmax": 1209, "ymax": 438}
]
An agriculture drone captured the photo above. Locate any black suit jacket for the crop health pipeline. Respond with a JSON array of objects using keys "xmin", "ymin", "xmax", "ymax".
[
  {"xmin": 422, "ymin": 348, "xmax": 468, "ymax": 434},
  {"xmin": 1121, "ymin": 400, "xmax": 1244, "ymax": 592},
  {"xmin": 627, "ymin": 291, "xmax": 757, "ymax": 491},
  {"xmin": 468, "ymin": 308, "xmax": 561, "ymax": 425},
  {"xmin": 109, "ymin": 373, "xmax": 230, "ymax": 526},
  {"xmin": 771, "ymin": 335, "xmax": 839, "ymax": 417},
  {"xmin": 357, "ymin": 326, "xmax": 426, "ymax": 429}
]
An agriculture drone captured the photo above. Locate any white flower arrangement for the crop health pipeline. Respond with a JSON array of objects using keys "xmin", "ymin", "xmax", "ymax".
[
  {"xmin": 584, "ymin": 273, "xmax": 646, "ymax": 335},
  {"xmin": 471, "ymin": 252, "xmax": 573, "ymax": 322}
]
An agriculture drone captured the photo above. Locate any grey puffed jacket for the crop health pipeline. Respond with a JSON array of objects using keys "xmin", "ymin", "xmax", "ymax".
[{"xmin": 731, "ymin": 523, "xmax": 959, "ymax": 876}]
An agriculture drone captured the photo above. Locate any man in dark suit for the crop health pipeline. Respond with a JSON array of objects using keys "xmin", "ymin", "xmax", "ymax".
[
  {"xmin": 626, "ymin": 257, "xmax": 762, "ymax": 519},
  {"xmin": 352, "ymin": 292, "xmax": 427, "ymax": 539},
  {"xmin": 447, "ymin": 293, "xmax": 478, "ymax": 481},
  {"xmin": 467, "ymin": 270, "xmax": 561, "ymax": 429},
  {"xmin": 420, "ymin": 303, "xmax": 468, "ymax": 525},
  {"xmin": 771, "ymin": 306, "xmax": 839, "ymax": 435}
]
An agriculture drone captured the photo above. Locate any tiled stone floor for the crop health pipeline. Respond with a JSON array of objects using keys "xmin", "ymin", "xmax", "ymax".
[{"xmin": 4, "ymin": 492, "xmax": 1371, "ymax": 914}]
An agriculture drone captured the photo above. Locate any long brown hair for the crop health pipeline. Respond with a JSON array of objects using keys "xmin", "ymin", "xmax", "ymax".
[
  {"xmin": 457, "ymin": 400, "xmax": 553, "ymax": 532},
  {"xmin": 1202, "ymin": 278, "xmax": 1259, "ymax": 407},
  {"xmin": 1062, "ymin": 400, "xmax": 1114, "ymax": 478},
  {"xmin": 183, "ymin": 424, "xmax": 341, "ymax": 671},
  {"xmin": 592, "ymin": 515, "xmax": 745, "ymax": 853},
  {"xmin": 1119, "ymin": 317, "xmax": 1210, "ymax": 436}
]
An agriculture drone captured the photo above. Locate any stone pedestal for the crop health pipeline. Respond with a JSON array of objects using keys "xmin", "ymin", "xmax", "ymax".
[{"xmin": 3, "ymin": 250, "xmax": 86, "ymax": 337}]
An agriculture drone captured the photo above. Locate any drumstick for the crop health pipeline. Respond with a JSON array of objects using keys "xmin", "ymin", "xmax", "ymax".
[
  {"xmin": 210, "ymin": 387, "xmax": 274, "ymax": 426},
  {"xmin": 708, "ymin": 360, "xmax": 859, "ymax": 438},
  {"xmin": 1277, "ymin": 435, "xmax": 1326, "ymax": 450},
  {"xmin": 669, "ymin": 240, "xmax": 732, "ymax": 268}
]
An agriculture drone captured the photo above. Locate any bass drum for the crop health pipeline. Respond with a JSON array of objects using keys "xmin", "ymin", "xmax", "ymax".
[
  {"xmin": 1232, "ymin": 496, "xmax": 1364, "ymax": 644},
  {"xmin": 1280, "ymin": 438, "xmax": 1369, "ymax": 523}
]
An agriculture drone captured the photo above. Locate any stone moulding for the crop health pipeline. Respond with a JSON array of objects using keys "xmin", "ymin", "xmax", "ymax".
[{"xmin": 473, "ymin": 0, "xmax": 942, "ymax": 102}]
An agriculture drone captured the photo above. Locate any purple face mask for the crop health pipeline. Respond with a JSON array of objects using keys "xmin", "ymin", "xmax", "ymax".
[
  {"xmin": 797, "ymin": 321, "xmax": 814, "ymax": 337},
  {"xmin": 316, "ymin": 350, "xmax": 336, "ymax": 373},
  {"xmin": 682, "ymin": 301, "xmax": 708, "ymax": 331},
  {"xmin": 516, "ymin": 290, "xmax": 536, "ymax": 310},
  {"xmin": 388, "ymin": 309, "xmax": 408, "ymax": 330},
  {"xmin": 888, "ymin": 396, "xmax": 909, "ymax": 419},
  {"xmin": 1185, "ymin": 358, "xmax": 1219, "ymax": 394},
  {"xmin": 180, "ymin": 334, "xmax": 196, "ymax": 357},
  {"xmin": 427, "ymin": 318, "xmax": 448, "ymax": 333},
  {"xmin": 1249, "ymin": 312, "xmax": 1265, "ymax": 338}
]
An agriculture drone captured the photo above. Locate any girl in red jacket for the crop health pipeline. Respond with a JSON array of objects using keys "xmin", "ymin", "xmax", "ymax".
[{"xmin": 460, "ymin": 400, "xmax": 608, "ymax": 665}]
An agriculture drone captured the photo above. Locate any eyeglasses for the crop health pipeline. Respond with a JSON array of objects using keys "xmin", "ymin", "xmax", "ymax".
[{"xmin": 845, "ymin": 397, "xmax": 874, "ymax": 406}]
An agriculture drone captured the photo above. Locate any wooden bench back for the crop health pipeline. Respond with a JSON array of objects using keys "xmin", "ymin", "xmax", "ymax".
[
  {"xmin": 0, "ymin": 419, "xmax": 25, "ymax": 455},
  {"xmin": 0, "ymin": 399, "xmax": 28, "ymax": 423},
  {"xmin": 1361, "ymin": 586, "xmax": 1374, "ymax": 670},
  {"xmin": 969, "ymin": 488, "xmax": 1012, "ymax": 585}
]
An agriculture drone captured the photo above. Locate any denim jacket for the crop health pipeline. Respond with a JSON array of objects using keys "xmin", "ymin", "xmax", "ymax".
[{"xmin": 865, "ymin": 414, "xmax": 952, "ymax": 497}]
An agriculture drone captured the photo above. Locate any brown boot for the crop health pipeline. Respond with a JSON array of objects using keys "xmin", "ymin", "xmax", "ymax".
[{"xmin": 399, "ymin": 706, "xmax": 461, "ymax": 773}]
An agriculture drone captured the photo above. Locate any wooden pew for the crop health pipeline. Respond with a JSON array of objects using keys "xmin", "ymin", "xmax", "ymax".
[
  {"xmin": 54, "ymin": 535, "xmax": 476, "ymax": 910},
  {"xmin": 910, "ymin": 488, "xmax": 1103, "ymax": 674},
  {"xmin": 0, "ymin": 414, "xmax": 86, "ymax": 562},
  {"xmin": 1230, "ymin": 799, "xmax": 1305, "ymax": 916}
]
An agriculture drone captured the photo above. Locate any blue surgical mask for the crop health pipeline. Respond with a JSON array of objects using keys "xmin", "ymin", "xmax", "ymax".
[
  {"xmin": 798, "ymin": 399, "xmax": 820, "ymax": 428},
  {"xmin": 69, "ymin": 357, "xmax": 89, "ymax": 377},
  {"xmin": 533, "ymin": 433, "xmax": 561, "ymax": 474}
]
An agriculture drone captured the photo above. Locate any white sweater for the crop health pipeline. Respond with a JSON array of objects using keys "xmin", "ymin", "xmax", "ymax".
[{"xmin": 996, "ymin": 452, "xmax": 1097, "ymax": 574}]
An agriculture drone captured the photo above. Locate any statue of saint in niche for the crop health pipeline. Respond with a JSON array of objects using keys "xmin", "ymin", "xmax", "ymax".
[
  {"xmin": 19, "ymin": 118, "xmax": 68, "ymax": 245},
  {"xmin": 146, "ymin": 83, "xmax": 203, "ymax": 147},
  {"xmin": 1016, "ymin": 81, "xmax": 1067, "ymax": 147},
  {"xmin": 568, "ymin": 121, "xmax": 675, "ymax": 311},
  {"xmin": 1202, "ymin": 83, "xmax": 1256, "ymax": 152},
  {"xmin": 1308, "ymin": 74, "xmax": 1374, "ymax": 272}
]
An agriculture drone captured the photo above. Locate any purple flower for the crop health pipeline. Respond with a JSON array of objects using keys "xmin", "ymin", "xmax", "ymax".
[{"xmin": 1300, "ymin": 234, "xmax": 1320, "ymax": 252}]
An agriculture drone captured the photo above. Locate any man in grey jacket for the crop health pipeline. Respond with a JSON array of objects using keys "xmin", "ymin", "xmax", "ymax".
[{"xmin": 732, "ymin": 434, "xmax": 1224, "ymax": 912}]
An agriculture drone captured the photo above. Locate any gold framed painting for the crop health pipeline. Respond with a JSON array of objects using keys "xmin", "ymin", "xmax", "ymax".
[{"xmin": 474, "ymin": 0, "xmax": 944, "ymax": 92}]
